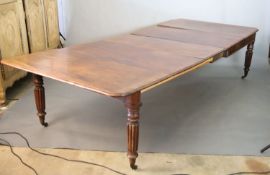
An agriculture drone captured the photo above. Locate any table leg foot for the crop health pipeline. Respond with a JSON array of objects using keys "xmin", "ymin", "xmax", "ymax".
[
  {"xmin": 33, "ymin": 74, "xmax": 48, "ymax": 127},
  {"xmin": 39, "ymin": 119, "xmax": 48, "ymax": 127},
  {"xmin": 125, "ymin": 91, "xmax": 141, "ymax": 170},
  {"xmin": 129, "ymin": 158, "xmax": 138, "ymax": 170},
  {"xmin": 242, "ymin": 41, "xmax": 255, "ymax": 79}
]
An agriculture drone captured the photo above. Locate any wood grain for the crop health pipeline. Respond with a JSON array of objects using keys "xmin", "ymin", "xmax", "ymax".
[
  {"xmin": 33, "ymin": 74, "xmax": 48, "ymax": 127},
  {"xmin": 0, "ymin": 0, "xmax": 28, "ymax": 104},
  {"xmin": 2, "ymin": 35, "xmax": 211, "ymax": 97},
  {"xmin": 43, "ymin": 0, "xmax": 60, "ymax": 49},
  {"xmin": 24, "ymin": 0, "xmax": 48, "ymax": 52},
  {"xmin": 2, "ymin": 18, "xmax": 259, "ymax": 97},
  {"xmin": 158, "ymin": 18, "xmax": 258, "ymax": 60},
  {"xmin": 0, "ymin": 0, "xmax": 60, "ymax": 104},
  {"xmin": 159, "ymin": 18, "xmax": 258, "ymax": 37},
  {"xmin": 0, "ymin": 18, "xmax": 259, "ymax": 169},
  {"xmin": 133, "ymin": 26, "xmax": 248, "ymax": 49},
  {"xmin": 107, "ymin": 35, "xmax": 222, "ymax": 59},
  {"xmin": 125, "ymin": 91, "xmax": 141, "ymax": 169}
]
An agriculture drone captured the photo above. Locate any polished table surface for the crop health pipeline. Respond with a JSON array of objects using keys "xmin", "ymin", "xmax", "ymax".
[
  {"xmin": 2, "ymin": 19, "xmax": 257, "ymax": 97},
  {"xmin": 159, "ymin": 18, "xmax": 257, "ymax": 37},
  {"xmin": 0, "ymin": 18, "xmax": 258, "ymax": 169},
  {"xmin": 1, "ymin": 34, "xmax": 222, "ymax": 96}
]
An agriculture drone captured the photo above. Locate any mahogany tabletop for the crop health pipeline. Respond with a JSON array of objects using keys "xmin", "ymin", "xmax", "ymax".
[
  {"xmin": 1, "ymin": 18, "xmax": 258, "ymax": 97},
  {"xmin": 159, "ymin": 18, "xmax": 258, "ymax": 37},
  {"xmin": 134, "ymin": 19, "xmax": 258, "ymax": 52}
]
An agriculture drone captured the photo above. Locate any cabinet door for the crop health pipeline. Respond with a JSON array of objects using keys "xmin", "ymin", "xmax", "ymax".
[
  {"xmin": 43, "ymin": 0, "xmax": 60, "ymax": 49},
  {"xmin": 0, "ymin": 0, "xmax": 28, "ymax": 80},
  {"xmin": 24, "ymin": 0, "xmax": 60, "ymax": 51},
  {"xmin": 24, "ymin": 0, "xmax": 47, "ymax": 52}
]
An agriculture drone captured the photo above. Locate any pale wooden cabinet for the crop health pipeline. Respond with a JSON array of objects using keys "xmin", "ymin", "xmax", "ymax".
[
  {"xmin": 0, "ymin": 0, "xmax": 29, "ymax": 104},
  {"xmin": 0, "ymin": 0, "xmax": 60, "ymax": 104},
  {"xmin": 43, "ymin": 0, "xmax": 60, "ymax": 49},
  {"xmin": 24, "ymin": 0, "xmax": 60, "ymax": 52}
]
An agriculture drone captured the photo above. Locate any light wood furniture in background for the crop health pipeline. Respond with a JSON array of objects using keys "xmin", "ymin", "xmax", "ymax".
[
  {"xmin": 2, "ymin": 18, "xmax": 258, "ymax": 169},
  {"xmin": 0, "ymin": 0, "xmax": 60, "ymax": 104},
  {"xmin": 0, "ymin": 0, "xmax": 29, "ymax": 104}
]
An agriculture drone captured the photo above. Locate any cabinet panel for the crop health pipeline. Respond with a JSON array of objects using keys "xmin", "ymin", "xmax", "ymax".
[
  {"xmin": 0, "ymin": 0, "xmax": 60, "ymax": 103},
  {"xmin": 43, "ymin": 0, "xmax": 60, "ymax": 49},
  {"xmin": 0, "ymin": 0, "xmax": 28, "ymax": 80},
  {"xmin": 24, "ymin": 0, "xmax": 47, "ymax": 52}
]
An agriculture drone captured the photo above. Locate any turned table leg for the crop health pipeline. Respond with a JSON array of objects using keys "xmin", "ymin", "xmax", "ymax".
[
  {"xmin": 242, "ymin": 41, "xmax": 255, "ymax": 79},
  {"xmin": 33, "ymin": 74, "xmax": 48, "ymax": 127},
  {"xmin": 124, "ymin": 91, "xmax": 141, "ymax": 169}
]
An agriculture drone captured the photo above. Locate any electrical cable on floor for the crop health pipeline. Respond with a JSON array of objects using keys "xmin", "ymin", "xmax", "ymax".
[
  {"xmin": 2, "ymin": 132, "xmax": 270, "ymax": 175},
  {"xmin": 0, "ymin": 132, "xmax": 127, "ymax": 175},
  {"xmin": 6, "ymin": 98, "xmax": 19, "ymax": 101},
  {"xmin": 0, "ymin": 138, "xmax": 38, "ymax": 175}
]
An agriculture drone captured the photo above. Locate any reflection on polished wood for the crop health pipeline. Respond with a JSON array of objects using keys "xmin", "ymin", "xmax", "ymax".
[
  {"xmin": 1, "ymin": 18, "xmax": 258, "ymax": 169},
  {"xmin": 2, "ymin": 35, "xmax": 219, "ymax": 97},
  {"xmin": 159, "ymin": 18, "xmax": 258, "ymax": 37}
]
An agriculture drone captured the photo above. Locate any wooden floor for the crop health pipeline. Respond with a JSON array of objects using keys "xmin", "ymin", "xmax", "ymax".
[{"xmin": 0, "ymin": 146, "xmax": 270, "ymax": 175}]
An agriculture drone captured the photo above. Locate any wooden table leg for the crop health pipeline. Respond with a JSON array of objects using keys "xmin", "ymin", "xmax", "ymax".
[
  {"xmin": 242, "ymin": 41, "xmax": 255, "ymax": 79},
  {"xmin": 124, "ymin": 91, "xmax": 141, "ymax": 169},
  {"xmin": 33, "ymin": 74, "xmax": 48, "ymax": 127}
]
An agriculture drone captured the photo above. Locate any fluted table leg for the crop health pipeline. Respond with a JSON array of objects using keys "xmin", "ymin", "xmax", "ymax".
[
  {"xmin": 242, "ymin": 41, "xmax": 255, "ymax": 79},
  {"xmin": 33, "ymin": 74, "xmax": 48, "ymax": 127},
  {"xmin": 124, "ymin": 91, "xmax": 141, "ymax": 169}
]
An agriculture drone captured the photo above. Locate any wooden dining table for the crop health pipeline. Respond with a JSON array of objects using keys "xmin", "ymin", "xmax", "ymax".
[{"xmin": 0, "ymin": 18, "xmax": 258, "ymax": 169}]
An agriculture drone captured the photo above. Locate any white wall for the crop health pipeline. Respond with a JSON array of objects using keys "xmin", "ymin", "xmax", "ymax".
[
  {"xmin": 266, "ymin": 1, "xmax": 270, "ymax": 43},
  {"xmin": 60, "ymin": 0, "xmax": 269, "ymax": 66}
]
